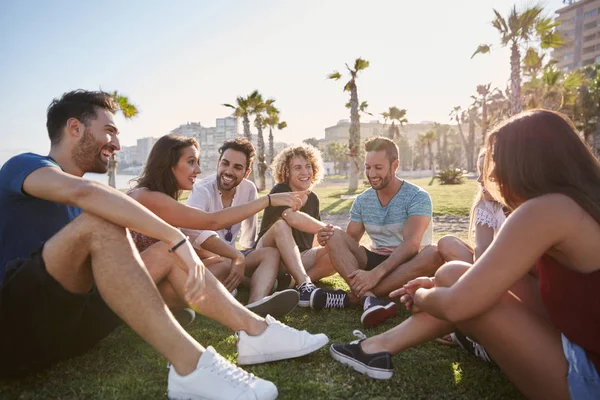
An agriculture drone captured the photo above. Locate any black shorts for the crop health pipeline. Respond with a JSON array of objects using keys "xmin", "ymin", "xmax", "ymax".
[
  {"xmin": 0, "ymin": 247, "xmax": 122, "ymax": 377},
  {"xmin": 364, "ymin": 248, "xmax": 390, "ymax": 271}
]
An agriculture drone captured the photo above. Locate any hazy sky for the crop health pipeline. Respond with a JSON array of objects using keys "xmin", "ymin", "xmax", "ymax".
[{"xmin": 0, "ymin": 0, "xmax": 565, "ymax": 165}]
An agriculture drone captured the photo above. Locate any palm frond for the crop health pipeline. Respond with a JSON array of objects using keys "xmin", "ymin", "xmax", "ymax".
[
  {"xmin": 327, "ymin": 71, "xmax": 342, "ymax": 80},
  {"xmin": 471, "ymin": 44, "xmax": 492, "ymax": 58},
  {"xmin": 277, "ymin": 121, "xmax": 287, "ymax": 130},
  {"xmin": 343, "ymin": 81, "xmax": 352, "ymax": 92},
  {"xmin": 540, "ymin": 32, "xmax": 565, "ymax": 49},
  {"xmin": 354, "ymin": 58, "xmax": 370, "ymax": 72}
]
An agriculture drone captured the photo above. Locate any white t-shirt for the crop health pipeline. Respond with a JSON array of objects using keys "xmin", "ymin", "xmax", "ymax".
[
  {"xmin": 474, "ymin": 200, "xmax": 506, "ymax": 236},
  {"xmin": 183, "ymin": 174, "xmax": 258, "ymax": 250}
]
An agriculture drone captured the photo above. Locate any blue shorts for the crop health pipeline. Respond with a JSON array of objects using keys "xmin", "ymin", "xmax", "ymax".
[
  {"xmin": 240, "ymin": 249, "xmax": 255, "ymax": 257},
  {"xmin": 561, "ymin": 334, "xmax": 600, "ymax": 399}
]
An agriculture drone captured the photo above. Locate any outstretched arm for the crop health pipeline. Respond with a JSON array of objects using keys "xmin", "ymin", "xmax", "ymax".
[
  {"xmin": 414, "ymin": 194, "xmax": 580, "ymax": 323},
  {"xmin": 132, "ymin": 189, "xmax": 306, "ymax": 231}
]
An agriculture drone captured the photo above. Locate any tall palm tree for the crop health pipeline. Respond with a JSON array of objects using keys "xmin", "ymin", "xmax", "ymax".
[
  {"xmin": 249, "ymin": 92, "xmax": 276, "ymax": 192},
  {"xmin": 108, "ymin": 91, "xmax": 139, "ymax": 188},
  {"xmin": 574, "ymin": 64, "xmax": 600, "ymax": 154},
  {"xmin": 449, "ymin": 106, "xmax": 475, "ymax": 172},
  {"xmin": 522, "ymin": 65, "xmax": 582, "ymax": 115},
  {"xmin": 223, "ymin": 90, "xmax": 262, "ymax": 183},
  {"xmin": 422, "ymin": 130, "xmax": 437, "ymax": 173},
  {"xmin": 327, "ymin": 57, "xmax": 370, "ymax": 191},
  {"xmin": 471, "ymin": 83, "xmax": 492, "ymax": 143},
  {"xmin": 224, "ymin": 90, "xmax": 262, "ymax": 141},
  {"xmin": 472, "ymin": 5, "xmax": 563, "ymax": 114},
  {"xmin": 263, "ymin": 107, "xmax": 287, "ymax": 168},
  {"xmin": 383, "ymin": 106, "xmax": 408, "ymax": 140}
]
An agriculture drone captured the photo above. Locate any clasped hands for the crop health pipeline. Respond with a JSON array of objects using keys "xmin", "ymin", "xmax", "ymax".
[{"xmin": 390, "ymin": 276, "xmax": 436, "ymax": 313}]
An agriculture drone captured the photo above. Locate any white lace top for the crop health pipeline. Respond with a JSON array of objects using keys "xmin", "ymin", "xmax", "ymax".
[{"xmin": 474, "ymin": 200, "xmax": 506, "ymax": 235}]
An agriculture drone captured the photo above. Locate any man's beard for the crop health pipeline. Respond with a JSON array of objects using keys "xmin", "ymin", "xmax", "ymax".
[
  {"xmin": 217, "ymin": 172, "xmax": 240, "ymax": 191},
  {"xmin": 73, "ymin": 128, "xmax": 109, "ymax": 174},
  {"xmin": 369, "ymin": 170, "xmax": 393, "ymax": 191}
]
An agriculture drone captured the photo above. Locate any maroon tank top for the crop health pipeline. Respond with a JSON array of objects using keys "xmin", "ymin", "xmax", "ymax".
[{"xmin": 537, "ymin": 255, "xmax": 600, "ymax": 371}]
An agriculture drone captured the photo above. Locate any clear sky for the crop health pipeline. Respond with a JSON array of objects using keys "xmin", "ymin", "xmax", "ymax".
[{"xmin": 0, "ymin": 0, "xmax": 565, "ymax": 165}]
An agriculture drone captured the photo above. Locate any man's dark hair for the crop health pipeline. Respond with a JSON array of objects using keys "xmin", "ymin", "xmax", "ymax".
[
  {"xmin": 364, "ymin": 136, "xmax": 399, "ymax": 163},
  {"xmin": 218, "ymin": 137, "xmax": 256, "ymax": 170},
  {"xmin": 46, "ymin": 90, "xmax": 118, "ymax": 145}
]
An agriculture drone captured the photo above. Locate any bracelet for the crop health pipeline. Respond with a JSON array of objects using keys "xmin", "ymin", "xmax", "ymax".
[
  {"xmin": 168, "ymin": 236, "xmax": 188, "ymax": 253},
  {"xmin": 267, "ymin": 194, "xmax": 271, "ymax": 207}
]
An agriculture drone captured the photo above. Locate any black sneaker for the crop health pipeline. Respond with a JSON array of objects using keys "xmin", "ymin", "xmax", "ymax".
[
  {"xmin": 310, "ymin": 288, "xmax": 350, "ymax": 310},
  {"xmin": 330, "ymin": 330, "xmax": 393, "ymax": 380},
  {"xmin": 453, "ymin": 332, "xmax": 495, "ymax": 364},
  {"xmin": 297, "ymin": 282, "xmax": 317, "ymax": 307},
  {"xmin": 360, "ymin": 296, "xmax": 397, "ymax": 329}
]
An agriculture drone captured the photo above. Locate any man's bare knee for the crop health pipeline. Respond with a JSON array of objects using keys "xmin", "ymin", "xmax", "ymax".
[
  {"xmin": 325, "ymin": 227, "xmax": 347, "ymax": 249},
  {"xmin": 259, "ymin": 247, "xmax": 279, "ymax": 263},
  {"xmin": 270, "ymin": 219, "xmax": 291, "ymax": 234},
  {"xmin": 434, "ymin": 261, "xmax": 470, "ymax": 287}
]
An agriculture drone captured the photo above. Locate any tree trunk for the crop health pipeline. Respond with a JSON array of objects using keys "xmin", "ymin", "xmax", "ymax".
[
  {"xmin": 108, "ymin": 154, "xmax": 117, "ymax": 188},
  {"xmin": 595, "ymin": 104, "xmax": 600, "ymax": 157},
  {"xmin": 454, "ymin": 118, "xmax": 473, "ymax": 171},
  {"xmin": 481, "ymin": 99, "xmax": 488, "ymax": 144},
  {"xmin": 242, "ymin": 113, "xmax": 255, "ymax": 183},
  {"xmin": 348, "ymin": 79, "xmax": 360, "ymax": 192},
  {"xmin": 256, "ymin": 117, "xmax": 266, "ymax": 191},
  {"xmin": 510, "ymin": 41, "xmax": 522, "ymax": 115},
  {"xmin": 468, "ymin": 117, "xmax": 476, "ymax": 172}
]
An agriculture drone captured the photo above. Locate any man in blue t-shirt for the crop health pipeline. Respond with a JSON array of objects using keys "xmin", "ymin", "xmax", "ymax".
[
  {"xmin": 0, "ymin": 90, "xmax": 327, "ymax": 398},
  {"xmin": 315, "ymin": 137, "xmax": 443, "ymax": 329}
]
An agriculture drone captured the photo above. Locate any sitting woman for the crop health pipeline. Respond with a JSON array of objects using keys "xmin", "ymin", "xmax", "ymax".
[
  {"xmin": 438, "ymin": 148, "xmax": 507, "ymax": 264},
  {"xmin": 128, "ymin": 134, "xmax": 305, "ymax": 318},
  {"xmin": 435, "ymin": 148, "xmax": 509, "ymax": 352},
  {"xmin": 330, "ymin": 109, "xmax": 600, "ymax": 400}
]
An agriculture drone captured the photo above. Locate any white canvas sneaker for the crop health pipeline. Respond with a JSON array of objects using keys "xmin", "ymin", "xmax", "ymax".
[
  {"xmin": 167, "ymin": 346, "xmax": 278, "ymax": 400},
  {"xmin": 237, "ymin": 315, "xmax": 329, "ymax": 365}
]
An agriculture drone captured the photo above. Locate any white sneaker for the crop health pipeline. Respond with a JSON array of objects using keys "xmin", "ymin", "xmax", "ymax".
[
  {"xmin": 167, "ymin": 346, "xmax": 278, "ymax": 400},
  {"xmin": 237, "ymin": 315, "xmax": 329, "ymax": 365}
]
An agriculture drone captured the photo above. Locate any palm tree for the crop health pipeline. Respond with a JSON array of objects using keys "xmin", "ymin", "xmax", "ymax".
[
  {"xmin": 472, "ymin": 5, "xmax": 563, "ymax": 114},
  {"xmin": 383, "ymin": 106, "xmax": 408, "ymax": 140},
  {"xmin": 263, "ymin": 106, "xmax": 287, "ymax": 186},
  {"xmin": 249, "ymin": 92, "xmax": 276, "ymax": 192},
  {"xmin": 422, "ymin": 130, "xmax": 437, "ymax": 174},
  {"xmin": 471, "ymin": 83, "xmax": 493, "ymax": 143},
  {"xmin": 327, "ymin": 57, "xmax": 370, "ymax": 191},
  {"xmin": 522, "ymin": 65, "xmax": 582, "ymax": 115},
  {"xmin": 574, "ymin": 64, "xmax": 600, "ymax": 154},
  {"xmin": 108, "ymin": 91, "xmax": 139, "ymax": 188},
  {"xmin": 223, "ymin": 95, "xmax": 253, "ymax": 141},
  {"xmin": 449, "ymin": 106, "xmax": 475, "ymax": 172},
  {"xmin": 224, "ymin": 90, "xmax": 262, "ymax": 183}
]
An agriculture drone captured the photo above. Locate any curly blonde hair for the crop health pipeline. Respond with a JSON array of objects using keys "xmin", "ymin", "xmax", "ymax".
[{"xmin": 270, "ymin": 144, "xmax": 324, "ymax": 186}]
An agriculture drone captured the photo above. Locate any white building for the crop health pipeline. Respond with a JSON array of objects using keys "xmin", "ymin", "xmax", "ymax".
[{"xmin": 136, "ymin": 137, "xmax": 158, "ymax": 164}]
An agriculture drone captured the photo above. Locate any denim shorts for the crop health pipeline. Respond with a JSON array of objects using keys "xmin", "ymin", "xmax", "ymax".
[{"xmin": 561, "ymin": 334, "xmax": 600, "ymax": 399}]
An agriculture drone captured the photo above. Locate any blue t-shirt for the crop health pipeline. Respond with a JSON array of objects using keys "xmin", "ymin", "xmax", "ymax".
[
  {"xmin": 350, "ymin": 180, "xmax": 433, "ymax": 255},
  {"xmin": 0, "ymin": 153, "xmax": 82, "ymax": 284}
]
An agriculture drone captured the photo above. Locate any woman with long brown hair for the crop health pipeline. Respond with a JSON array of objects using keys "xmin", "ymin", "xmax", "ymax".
[
  {"xmin": 330, "ymin": 110, "xmax": 600, "ymax": 399},
  {"xmin": 128, "ymin": 134, "xmax": 307, "ymax": 318}
]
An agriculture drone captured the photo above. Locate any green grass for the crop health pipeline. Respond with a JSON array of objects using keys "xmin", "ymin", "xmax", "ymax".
[{"xmin": 1, "ymin": 178, "xmax": 521, "ymax": 399}]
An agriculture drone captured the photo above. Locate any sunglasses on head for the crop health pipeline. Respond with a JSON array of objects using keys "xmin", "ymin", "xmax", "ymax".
[{"xmin": 225, "ymin": 227, "xmax": 233, "ymax": 242}]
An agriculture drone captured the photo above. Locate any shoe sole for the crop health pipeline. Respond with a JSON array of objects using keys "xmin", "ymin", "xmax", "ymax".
[
  {"xmin": 237, "ymin": 334, "xmax": 329, "ymax": 365},
  {"xmin": 168, "ymin": 390, "xmax": 277, "ymax": 400},
  {"xmin": 246, "ymin": 289, "xmax": 299, "ymax": 318},
  {"xmin": 361, "ymin": 303, "xmax": 397, "ymax": 329},
  {"xmin": 329, "ymin": 345, "xmax": 393, "ymax": 380}
]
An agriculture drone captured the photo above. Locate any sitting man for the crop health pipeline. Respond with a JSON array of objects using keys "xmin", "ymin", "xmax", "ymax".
[
  {"xmin": 255, "ymin": 144, "xmax": 338, "ymax": 308},
  {"xmin": 318, "ymin": 136, "xmax": 442, "ymax": 328},
  {"xmin": 184, "ymin": 137, "xmax": 299, "ymax": 318},
  {"xmin": 0, "ymin": 90, "xmax": 328, "ymax": 400}
]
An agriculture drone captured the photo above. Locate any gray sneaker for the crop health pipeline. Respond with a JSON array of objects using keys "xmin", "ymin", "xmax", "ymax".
[{"xmin": 246, "ymin": 289, "xmax": 299, "ymax": 318}]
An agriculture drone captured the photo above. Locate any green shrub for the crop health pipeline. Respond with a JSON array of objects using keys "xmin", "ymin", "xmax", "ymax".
[{"xmin": 434, "ymin": 168, "xmax": 464, "ymax": 185}]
